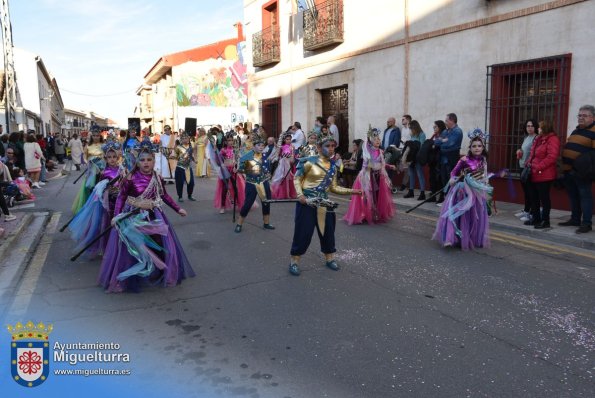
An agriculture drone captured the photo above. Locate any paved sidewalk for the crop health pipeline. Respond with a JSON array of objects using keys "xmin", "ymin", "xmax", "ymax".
[{"xmin": 391, "ymin": 191, "xmax": 594, "ymax": 251}]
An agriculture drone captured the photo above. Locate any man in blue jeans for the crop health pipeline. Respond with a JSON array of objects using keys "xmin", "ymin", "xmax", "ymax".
[
  {"xmin": 433, "ymin": 113, "xmax": 463, "ymax": 203},
  {"xmin": 560, "ymin": 104, "xmax": 595, "ymax": 234}
]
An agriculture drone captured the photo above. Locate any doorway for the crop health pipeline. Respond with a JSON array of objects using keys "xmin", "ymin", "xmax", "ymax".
[{"xmin": 321, "ymin": 85, "xmax": 349, "ymax": 154}]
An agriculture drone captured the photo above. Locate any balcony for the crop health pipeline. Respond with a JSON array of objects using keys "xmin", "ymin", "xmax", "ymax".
[
  {"xmin": 303, "ymin": 0, "xmax": 344, "ymax": 51},
  {"xmin": 252, "ymin": 25, "xmax": 280, "ymax": 68}
]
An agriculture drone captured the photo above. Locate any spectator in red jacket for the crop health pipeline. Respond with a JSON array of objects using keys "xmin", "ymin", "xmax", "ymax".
[{"xmin": 525, "ymin": 120, "xmax": 560, "ymax": 229}]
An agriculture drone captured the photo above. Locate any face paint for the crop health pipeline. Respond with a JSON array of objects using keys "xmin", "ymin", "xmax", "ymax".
[
  {"xmin": 321, "ymin": 141, "xmax": 336, "ymax": 158},
  {"xmin": 138, "ymin": 153, "xmax": 155, "ymax": 173},
  {"xmin": 254, "ymin": 143, "xmax": 265, "ymax": 153}
]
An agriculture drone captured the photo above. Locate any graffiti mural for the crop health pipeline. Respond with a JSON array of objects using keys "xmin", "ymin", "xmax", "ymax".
[{"xmin": 175, "ymin": 42, "xmax": 247, "ymax": 108}]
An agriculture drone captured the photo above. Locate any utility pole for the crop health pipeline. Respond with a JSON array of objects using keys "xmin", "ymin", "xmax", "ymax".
[{"xmin": 1, "ymin": 0, "xmax": 19, "ymax": 133}]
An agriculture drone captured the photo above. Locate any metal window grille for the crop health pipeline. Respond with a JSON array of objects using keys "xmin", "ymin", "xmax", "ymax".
[{"xmin": 485, "ymin": 54, "xmax": 571, "ymax": 175}]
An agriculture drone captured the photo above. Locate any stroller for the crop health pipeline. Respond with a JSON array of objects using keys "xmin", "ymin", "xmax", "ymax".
[{"xmin": 384, "ymin": 146, "xmax": 403, "ymax": 168}]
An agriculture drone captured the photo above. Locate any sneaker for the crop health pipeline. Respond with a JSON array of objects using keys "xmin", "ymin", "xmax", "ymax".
[
  {"xmin": 263, "ymin": 223, "xmax": 275, "ymax": 230},
  {"xmin": 403, "ymin": 190, "xmax": 414, "ymax": 198},
  {"xmin": 219, "ymin": 209, "xmax": 225, "ymax": 214},
  {"xmin": 187, "ymin": 197, "xmax": 196, "ymax": 201},
  {"xmin": 177, "ymin": 197, "xmax": 184, "ymax": 202},
  {"xmin": 514, "ymin": 210, "xmax": 527, "ymax": 218},
  {"xmin": 417, "ymin": 192, "xmax": 426, "ymax": 201},
  {"xmin": 520, "ymin": 215, "xmax": 532, "ymax": 222},
  {"xmin": 558, "ymin": 220, "xmax": 580, "ymax": 227},
  {"xmin": 38, "ymin": 181, "xmax": 46, "ymax": 186},
  {"xmin": 288, "ymin": 263, "xmax": 300, "ymax": 276},
  {"xmin": 234, "ymin": 224, "xmax": 242, "ymax": 233},
  {"xmin": 576, "ymin": 225, "xmax": 592, "ymax": 234},
  {"xmin": 325, "ymin": 260, "xmax": 340, "ymax": 271},
  {"xmin": 4, "ymin": 214, "xmax": 17, "ymax": 222},
  {"xmin": 32, "ymin": 182, "xmax": 41, "ymax": 189}
]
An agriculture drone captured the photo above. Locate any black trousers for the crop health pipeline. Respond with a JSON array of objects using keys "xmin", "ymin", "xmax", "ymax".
[
  {"xmin": 290, "ymin": 203, "xmax": 336, "ymax": 256},
  {"xmin": 520, "ymin": 168, "xmax": 531, "ymax": 213},
  {"xmin": 174, "ymin": 167, "xmax": 194, "ymax": 198},
  {"xmin": 529, "ymin": 180, "xmax": 552, "ymax": 222},
  {"xmin": 239, "ymin": 182, "xmax": 271, "ymax": 218},
  {"xmin": 428, "ymin": 162, "xmax": 441, "ymax": 194},
  {"xmin": 0, "ymin": 190, "xmax": 9, "ymax": 215}
]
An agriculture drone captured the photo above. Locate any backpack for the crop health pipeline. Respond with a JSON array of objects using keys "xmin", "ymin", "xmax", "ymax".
[
  {"xmin": 573, "ymin": 150, "xmax": 595, "ymax": 181},
  {"xmin": 416, "ymin": 140, "xmax": 434, "ymax": 166}
]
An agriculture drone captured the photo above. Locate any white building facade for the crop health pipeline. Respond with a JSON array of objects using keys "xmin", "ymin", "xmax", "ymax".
[
  {"xmin": 244, "ymin": 0, "xmax": 594, "ymax": 207},
  {"xmin": 10, "ymin": 48, "xmax": 64, "ymax": 136}
]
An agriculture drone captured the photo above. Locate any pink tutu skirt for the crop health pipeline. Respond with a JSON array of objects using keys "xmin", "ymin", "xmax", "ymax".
[{"xmin": 343, "ymin": 170, "xmax": 394, "ymax": 225}]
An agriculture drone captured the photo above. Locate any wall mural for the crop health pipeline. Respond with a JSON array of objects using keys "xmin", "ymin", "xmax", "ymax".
[{"xmin": 175, "ymin": 41, "xmax": 247, "ymax": 108}]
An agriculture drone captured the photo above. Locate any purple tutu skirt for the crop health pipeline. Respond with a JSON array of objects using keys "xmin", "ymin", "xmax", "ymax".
[
  {"xmin": 432, "ymin": 181, "xmax": 490, "ymax": 250},
  {"xmin": 98, "ymin": 206, "xmax": 195, "ymax": 292}
]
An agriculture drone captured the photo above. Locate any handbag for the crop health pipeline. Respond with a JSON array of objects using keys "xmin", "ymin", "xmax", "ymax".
[{"xmin": 520, "ymin": 165, "xmax": 531, "ymax": 183}]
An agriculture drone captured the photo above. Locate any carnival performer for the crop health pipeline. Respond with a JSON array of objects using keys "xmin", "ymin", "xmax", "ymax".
[
  {"xmin": 433, "ymin": 129, "xmax": 491, "ymax": 250},
  {"xmin": 343, "ymin": 128, "xmax": 396, "ymax": 225},
  {"xmin": 71, "ymin": 126, "xmax": 106, "ymax": 214},
  {"xmin": 271, "ymin": 132, "xmax": 297, "ymax": 199},
  {"xmin": 157, "ymin": 125, "xmax": 176, "ymax": 181},
  {"xmin": 213, "ymin": 133, "xmax": 245, "ymax": 214},
  {"xmin": 194, "ymin": 127, "xmax": 210, "ymax": 178},
  {"xmin": 170, "ymin": 132, "xmax": 196, "ymax": 202},
  {"xmin": 298, "ymin": 130, "xmax": 319, "ymax": 158},
  {"xmin": 123, "ymin": 127, "xmax": 140, "ymax": 153},
  {"xmin": 69, "ymin": 138, "xmax": 123, "ymax": 257},
  {"xmin": 234, "ymin": 130, "xmax": 275, "ymax": 233},
  {"xmin": 98, "ymin": 138, "xmax": 194, "ymax": 293},
  {"xmin": 288, "ymin": 132, "xmax": 361, "ymax": 276}
]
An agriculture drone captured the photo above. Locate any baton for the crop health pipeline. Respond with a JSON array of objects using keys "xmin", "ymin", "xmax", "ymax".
[{"xmin": 70, "ymin": 209, "xmax": 140, "ymax": 261}]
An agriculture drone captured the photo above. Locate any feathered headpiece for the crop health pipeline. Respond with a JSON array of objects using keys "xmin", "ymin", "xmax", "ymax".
[
  {"xmin": 101, "ymin": 137, "xmax": 121, "ymax": 154},
  {"xmin": 133, "ymin": 137, "xmax": 159, "ymax": 155},
  {"xmin": 367, "ymin": 125, "xmax": 381, "ymax": 141},
  {"xmin": 307, "ymin": 129, "xmax": 319, "ymax": 138},
  {"xmin": 467, "ymin": 128, "xmax": 489, "ymax": 143},
  {"xmin": 317, "ymin": 131, "xmax": 336, "ymax": 146},
  {"xmin": 251, "ymin": 130, "xmax": 266, "ymax": 145}
]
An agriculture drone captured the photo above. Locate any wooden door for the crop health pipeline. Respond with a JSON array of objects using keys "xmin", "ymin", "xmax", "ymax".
[
  {"xmin": 321, "ymin": 85, "xmax": 349, "ymax": 154},
  {"xmin": 260, "ymin": 97, "xmax": 282, "ymax": 139}
]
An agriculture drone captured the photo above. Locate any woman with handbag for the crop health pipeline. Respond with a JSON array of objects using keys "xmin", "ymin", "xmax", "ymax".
[
  {"xmin": 524, "ymin": 120, "xmax": 560, "ymax": 229},
  {"xmin": 516, "ymin": 119, "xmax": 538, "ymax": 222}
]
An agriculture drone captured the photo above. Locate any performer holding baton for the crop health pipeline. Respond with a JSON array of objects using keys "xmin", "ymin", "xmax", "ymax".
[{"xmin": 288, "ymin": 131, "xmax": 361, "ymax": 276}]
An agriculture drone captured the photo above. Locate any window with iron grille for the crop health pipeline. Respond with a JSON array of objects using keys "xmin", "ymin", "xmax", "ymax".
[{"xmin": 485, "ymin": 54, "xmax": 571, "ymax": 175}]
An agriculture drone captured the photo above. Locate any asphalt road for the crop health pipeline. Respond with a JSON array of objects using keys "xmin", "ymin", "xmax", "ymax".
[{"xmin": 2, "ymin": 169, "xmax": 594, "ymax": 397}]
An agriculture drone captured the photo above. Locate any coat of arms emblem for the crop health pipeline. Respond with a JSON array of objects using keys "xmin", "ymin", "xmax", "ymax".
[{"xmin": 7, "ymin": 321, "xmax": 53, "ymax": 387}]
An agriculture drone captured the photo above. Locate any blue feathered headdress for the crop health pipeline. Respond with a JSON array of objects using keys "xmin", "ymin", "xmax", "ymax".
[
  {"xmin": 467, "ymin": 128, "xmax": 489, "ymax": 143},
  {"xmin": 133, "ymin": 137, "xmax": 159, "ymax": 155},
  {"xmin": 101, "ymin": 138, "xmax": 121, "ymax": 154}
]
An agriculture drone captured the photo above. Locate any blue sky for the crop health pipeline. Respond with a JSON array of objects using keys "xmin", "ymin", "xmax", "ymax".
[{"xmin": 10, "ymin": 0, "xmax": 244, "ymax": 126}]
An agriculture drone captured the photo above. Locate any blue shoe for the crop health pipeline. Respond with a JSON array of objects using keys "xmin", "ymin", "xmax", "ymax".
[
  {"xmin": 263, "ymin": 223, "xmax": 275, "ymax": 230},
  {"xmin": 234, "ymin": 224, "xmax": 242, "ymax": 233},
  {"xmin": 325, "ymin": 260, "xmax": 340, "ymax": 271},
  {"xmin": 288, "ymin": 263, "xmax": 300, "ymax": 276}
]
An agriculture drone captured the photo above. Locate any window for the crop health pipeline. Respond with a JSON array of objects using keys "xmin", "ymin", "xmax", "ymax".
[{"xmin": 486, "ymin": 54, "xmax": 571, "ymax": 174}]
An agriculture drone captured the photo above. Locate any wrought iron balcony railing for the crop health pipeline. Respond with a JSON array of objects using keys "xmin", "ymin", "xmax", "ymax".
[
  {"xmin": 252, "ymin": 25, "xmax": 280, "ymax": 68},
  {"xmin": 303, "ymin": 0, "xmax": 344, "ymax": 51}
]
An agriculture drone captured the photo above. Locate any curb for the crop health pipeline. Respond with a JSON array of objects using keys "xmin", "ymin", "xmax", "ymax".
[
  {"xmin": 395, "ymin": 199, "xmax": 594, "ymax": 251},
  {"xmin": 0, "ymin": 214, "xmax": 34, "ymax": 261},
  {"xmin": 0, "ymin": 212, "xmax": 51, "ymax": 300}
]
